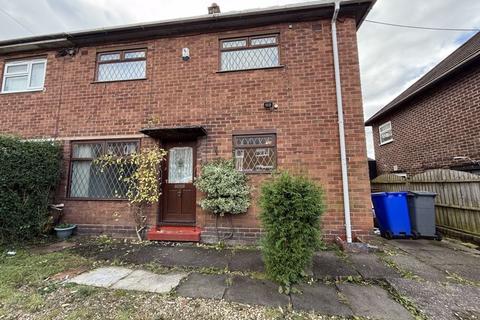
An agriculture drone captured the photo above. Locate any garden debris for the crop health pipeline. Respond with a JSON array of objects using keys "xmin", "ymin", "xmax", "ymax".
[{"xmin": 50, "ymin": 266, "xmax": 90, "ymax": 281}]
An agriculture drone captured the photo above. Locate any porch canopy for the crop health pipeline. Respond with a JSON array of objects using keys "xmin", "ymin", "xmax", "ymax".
[{"xmin": 140, "ymin": 125, "xmax": 207, "ymax": 141}]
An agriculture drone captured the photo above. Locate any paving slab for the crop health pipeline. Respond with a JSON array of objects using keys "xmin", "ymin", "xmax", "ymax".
[
  {"xmin": 111, "ymin": 270, "xmax": 187, "ymax": 293},
  {"xmin": 151, "ymin": 246, "xmax": 230, "ymax": 269},
  {"xmin": 390, "ymin": 239, "xmax": 449, "ymax": 253},
  {"xmin": 224, "ymin": 276, "xmax": 289, "ymax": 307},
  {"xmin": 68, "ymin": 267, "xmax": 133, "ymax": 287},
  {"xmin": 388, "ymin": 278, "xmax": 480, "ymax": 320},
  {"xmin": 228, "ymin": 250, "xmax": 264, "ymax": 273},
  {"xmin": 389, "ymin": 254, "xmax": 447, "ymax": 282},
  {"xmin": 312, "ymin": 252, "xmax": 359, "ymax": 279},
  {"xmin": 337, "ymin": 283, "xmax": 413, "ymax": 320},
  {"xmin": 439, "ymin": 263, "xmax": 480, "ymax": 282},
  {"xmin": 74, "ymin": 243, "xmax": 138, "ymax": 261},
  {"xmin": 176, "ymin": 273, "xmax": 228, "ymax": 299},
  {"xmin": 350, "ymin": 253, "xmax": 401, "ymax": 279},
  {"xmin": 291, "ymin": 283, "xmax": 352, "ymax": 316},
  {"xmin": 411, "ymin": 249, "xmax": 479, "ymax": 266}
]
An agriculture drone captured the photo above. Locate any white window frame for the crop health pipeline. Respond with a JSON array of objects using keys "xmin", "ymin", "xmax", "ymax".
[
  {"xmin": 379, "ymin": 121, "xmax": 393, "ymax": 145},
  {"xmin": 1, "ymin": 58, "xmax": 47, "ymax": 93}
]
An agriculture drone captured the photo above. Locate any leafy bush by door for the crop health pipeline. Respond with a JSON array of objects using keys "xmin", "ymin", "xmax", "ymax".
[
  {"xmin": 259, "ymin": 172, "xmax": 325, "ymax": 289},
  {"xmin": 195, "ymin": 159, "xmax": 250, "ymax": 216},
  {"xmin": 0, "ymin": 136, "xmax": 62, "ymax": 243}
]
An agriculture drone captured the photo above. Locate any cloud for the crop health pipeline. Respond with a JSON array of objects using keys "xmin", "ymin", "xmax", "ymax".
[
  {"xmin": 0, "ymin": 0, "xmax": 478, "ymax": 158},
  {"xmin": 358, "ymin": 0, "xmax": 480, "ymax": 157}
]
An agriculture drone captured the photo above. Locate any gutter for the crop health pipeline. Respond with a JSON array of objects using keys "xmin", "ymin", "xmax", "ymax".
[{"xmin": 331, "ymin": 0, "xmax": 353, "ymax": 243}]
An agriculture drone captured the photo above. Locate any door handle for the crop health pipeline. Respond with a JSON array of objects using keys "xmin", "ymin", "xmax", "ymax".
[{"xmin": 177, "ymin": 190, "xmax": 181, "ymax": 197}]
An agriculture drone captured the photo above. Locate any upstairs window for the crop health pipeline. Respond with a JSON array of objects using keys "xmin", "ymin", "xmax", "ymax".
[
  {"xmin": 96, "ymin": 49, "xmax": 146, "ymax": 82},
  {"xmin": 233, "ymin": 133, "xmax": 276, "ymax": 173},
  {"xmin": 1, "ymin": 58, "xmax": 47, "ymax": 93},
  {"xmin": 379, "ymin": 121, "xmax": 393, "ymax": 145},
  {"xmin": 69, "ymin": 140, "xmax": 139, "ymax": 199},
  {"xmin": 220, "ymin": 34, "xmax": 280, "ymax": 72}
]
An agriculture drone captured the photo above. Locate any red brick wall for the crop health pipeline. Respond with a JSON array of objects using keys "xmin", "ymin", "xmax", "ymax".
[
  {"xmin": 0, "ymin": 18, "xmax": 372, "ymax": 242},
  {"xmin": 371, "ymin": 62, "xmax": 480, "ymax": 175}
]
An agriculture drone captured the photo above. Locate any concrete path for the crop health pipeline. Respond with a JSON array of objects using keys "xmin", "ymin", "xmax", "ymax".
[
  {"xmin": 386, "ymin": 239, "xmax": 480, "ymax": 283},
  {"xmin": 175, "ymin": 272, "xmax": 413, "ymax": 320},
  {"xmin": 67, "ymin": 267, "xmax": 413, "ymax": 319},
  {"xmin": 68, "ymin": 267, "xmax": 187, "ymax": 294},
  {"xmin": 388, "ymin": 278, "xmax": 480, "ymax": 320},
  {"xmin": 70, "ymin": 237, "xmax": 480, "ymax": 319}
]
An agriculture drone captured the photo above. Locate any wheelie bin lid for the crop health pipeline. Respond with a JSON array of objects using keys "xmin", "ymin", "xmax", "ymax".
[
  {"xmin": 372, "ymin": 192, "xmax": 408, "ymax": 197},
  {"xmin": 407, "ymin": 191, "xmax": 436, "ymax": 197}
]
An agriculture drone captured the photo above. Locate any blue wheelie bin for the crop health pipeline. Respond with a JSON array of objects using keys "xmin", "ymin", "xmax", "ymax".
[{"xmin": 371, "ymin": 192, "xmax": 412, "ymax": 239}]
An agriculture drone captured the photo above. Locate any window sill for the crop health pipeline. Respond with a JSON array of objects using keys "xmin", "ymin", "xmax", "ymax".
[
  {"xmin": 91, "ymin": 78, "xmax": 147, "ymax": 84},
  {"xmin": 0, "ymin": 88, "xmax": 44, "ymax": 95},
  {"xmin": 243, "ymin": 171, "xmax": 274, "ymax": 175},
  {"xmin": 379, "ymin": 139, "xmax": 393, "ymax": 146},
  {"xmin": 217, "ymin": 65, "xmax": 285, "ymax": 74}
]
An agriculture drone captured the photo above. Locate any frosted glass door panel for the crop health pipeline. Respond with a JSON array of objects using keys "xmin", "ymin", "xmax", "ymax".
[{"xmin": 168, "ymin": 147, "xmax": 193, "ymax": 183}]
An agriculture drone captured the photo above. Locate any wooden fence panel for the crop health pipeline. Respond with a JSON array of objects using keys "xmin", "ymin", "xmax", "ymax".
[
  {"xmin": 371, "ymin": 174, "xmax": 407, "ymax": 193},
  {"xmin": 371, "ymin": 169, "xmax": 480, "ymax": 243}
]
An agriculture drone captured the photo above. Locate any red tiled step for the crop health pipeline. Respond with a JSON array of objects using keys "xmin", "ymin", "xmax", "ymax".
[{"xmin": 147, "ymin": 226, "xmax": 201, "ymax": 242}]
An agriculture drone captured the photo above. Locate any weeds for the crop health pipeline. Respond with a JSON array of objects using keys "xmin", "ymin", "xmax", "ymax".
[
  {"xmin": 378, "ymin": 280, "xmax": 428, "ymax": 320},
  {"xmin": 445, "ymin": 271, "xmax": 480, "ymax": 287}
]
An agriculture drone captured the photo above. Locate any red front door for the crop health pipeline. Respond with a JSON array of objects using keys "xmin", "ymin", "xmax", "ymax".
[{"xmin": 160, "ymin": 141, "xmax": 196, "ymax": 225}]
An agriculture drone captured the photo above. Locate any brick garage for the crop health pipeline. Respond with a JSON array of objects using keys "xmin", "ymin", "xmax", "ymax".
[
  {"xmin": 0, "ymin": 2, "xmax": 374, "ymax": 243},
  {"xmin": 367, "ymin": 32, "xmax": 480, "ymax": 176}
]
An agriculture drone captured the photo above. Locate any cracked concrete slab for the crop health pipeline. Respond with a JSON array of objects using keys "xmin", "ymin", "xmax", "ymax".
[
  {"xmin": 68, "ymin": 267, "xmax": 133, "ymax": 287},
  {"xmin": 152, "ymin": 246, "xmax": 230, "ymax": 269},
  {"xmin": 388, "ymin": 278, "xmax": 480, "ymax": 320},
  {"xmin": 389, "ymin": 253, "xmax": 447, "ymax": 282},
  {"xmin": 337, "ymin": 283, "xmax": 413, "ymax": 320},
  {"xmin": 312, "ymin": 252, "xmax": 359, "ymax": 279},
  {"xmin": 176, "ymin": 273, "xmax": 228, "ymax": 299},
  {"xmin": 111, "ymin": 270, "xmax": 187, "ymax": 293},
  {"xmin": 228, "ymin": 250, "xmax": 264, "ymax": 273},
  {"xmin": 350, "ymin": 253, "xmax": 401, "ymax": 279},
  {"xmin": 291, "ymin": 283, "xmax": 352, "ymax": 316},
  {"xmin": 68, "ymin": 267, "xmax": 187, "ymax": 294},
  {"xmin": 224, "ymin": 276, "xmax": 289, "ymax": 307}
]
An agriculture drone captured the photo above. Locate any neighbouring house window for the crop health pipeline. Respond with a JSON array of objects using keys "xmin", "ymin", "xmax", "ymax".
[
  {"xmin": 220, "ymin": 34, "xmax": 280, "ymax": 71},
  {"xmin": 96, "ymin": 49, "xmax": 146, "ymax": 82},
  {"xmin": 379, "ymin": 121, "xmax": 393, "ymax": 145},
  {"xmin": 1, "ymin": 58, "xmax": 47, "ymax": 93},
  {"xmin": 233, "ymin": 133, "xmax": 276, "ymax": 173},
  {"xmin": 69, "ymin": 140, "xmax": 139, "ymax": 199}
]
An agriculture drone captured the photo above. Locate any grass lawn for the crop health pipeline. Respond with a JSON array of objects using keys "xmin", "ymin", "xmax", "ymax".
[{"xmin": 0, "ymin": 239, "xmax": 348, "ymax": 320}]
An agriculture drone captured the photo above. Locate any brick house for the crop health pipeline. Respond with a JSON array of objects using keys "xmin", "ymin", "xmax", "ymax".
[
  {"xmin": 0, "ymin": 1, "xmax": 374, "ymax": 243},
  {"xmin": 366, "ymin": 32, "xmax": 480, "ymax": 176}
]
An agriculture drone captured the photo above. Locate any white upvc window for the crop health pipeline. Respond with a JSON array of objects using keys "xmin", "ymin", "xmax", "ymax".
[
  {"xmin": 1, "ymin": 58, "xmax": 47, "ymax": 93},
  {"xmin": 379, "ymin": 121, "xmax": 393, "ymax": 145}
]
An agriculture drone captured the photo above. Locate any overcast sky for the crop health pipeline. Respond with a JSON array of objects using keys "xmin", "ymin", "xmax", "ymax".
[{"xmin": 0, "ymin": 0, "xmax": 479, "ymax": 158}]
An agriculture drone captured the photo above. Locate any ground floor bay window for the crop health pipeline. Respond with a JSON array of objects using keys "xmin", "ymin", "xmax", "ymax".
[{"xmin": 69, "ymin": 140, "xmax": 139, "ymax": 199}]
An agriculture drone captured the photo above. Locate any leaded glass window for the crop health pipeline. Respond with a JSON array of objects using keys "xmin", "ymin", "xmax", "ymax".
[
  {"xmin": 96, "ymin": 49, "xmax": 146, "ymax": 82},
  {"xmin": 220, "ymin": 35, "xmax": 280, "ymax": 71},
  {"xmin": 233, "ymin": 133, "xmax": 276, "ymax": 173},
  {"xmin": 69, "ymin": 140, "xmax": 139, "ymax": 199}
]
